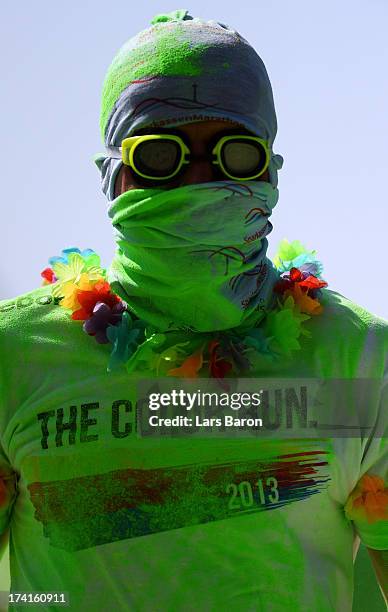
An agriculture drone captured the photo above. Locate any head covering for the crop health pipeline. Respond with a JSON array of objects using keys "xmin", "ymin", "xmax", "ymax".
[{"xmin": 95, "ymin": 9, "xmax": 283, "ymax": 200}]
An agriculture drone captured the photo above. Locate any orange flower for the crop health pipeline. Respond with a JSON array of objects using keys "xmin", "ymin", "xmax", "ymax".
[
  {"xmin": 59, "ymin": 274, "xmax": 100, "ymax": 311},
  {"xmin": 168, "ymin": 347, "xmax": 204, "ymax": 378},
  {"xmin": 345, "ymin": 474, "xmax": 388, "ymax": 524},
  {"xmin": 285, "ymin": 285, "xmax": 323, "ymax": 315},
  {"xmin": 72, "ymin": 280, "xmax": 120, "ymax": 321}
]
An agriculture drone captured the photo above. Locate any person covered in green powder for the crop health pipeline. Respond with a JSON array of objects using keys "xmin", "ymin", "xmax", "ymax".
[{"xmin": 0, "ymin": 9, "xmax": 387, "ymax": 612}]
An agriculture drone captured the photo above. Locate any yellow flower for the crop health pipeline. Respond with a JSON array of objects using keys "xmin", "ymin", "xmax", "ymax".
[
  {"xmin": 52, "ymin": 253, "xmax": 104, "ymax": 299},
  {"xmin": 59, "ymin": 274, "xmax": 102, "ymax": 311}
]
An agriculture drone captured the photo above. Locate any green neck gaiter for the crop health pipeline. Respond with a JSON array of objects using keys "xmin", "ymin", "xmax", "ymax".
[{"xmin": 107, "ymin": 181, "xmax": 280, "ymax": 333}]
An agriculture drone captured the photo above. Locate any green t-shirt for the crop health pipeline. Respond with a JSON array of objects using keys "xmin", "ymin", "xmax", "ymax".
[{"xmin": 0, "ymin": 285, "xmax": 386, "ymax": 611}]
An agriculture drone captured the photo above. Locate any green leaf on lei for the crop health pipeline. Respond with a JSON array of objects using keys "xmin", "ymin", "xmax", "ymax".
[
  {"xmin": 273, "ymin": 239, "xmax": 316, "ymax": 270},
  {"xmin": 82, "ymin": 253, "xmax": 103, "ymax": 270},
  {"xmin": 263, "ymin": 295, "xmax": 311, "ymax": 356},
  {"xmin": 125, "ymin": 332, "xmax": 167, "ymax": 374},
  {"xmin": 243, "ymin": 328, "xmax": 275, "ymax": 357},
  {"xmin": 153, "ymin": 341, "xmax": 191, "ymax": 376},
  {"xmin": 106, "ymin": 312, "xmax": 146, "ymax": 371}
]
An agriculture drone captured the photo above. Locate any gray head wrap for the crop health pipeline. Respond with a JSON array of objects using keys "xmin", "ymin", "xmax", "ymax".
[{"xmin": 95, "ymin": 9, "xmax": 283, "ymax": 200}]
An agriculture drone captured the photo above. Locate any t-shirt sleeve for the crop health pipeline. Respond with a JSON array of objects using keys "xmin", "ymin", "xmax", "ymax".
[
  {"xmin": 344, "ymin": 380, "xmax": 388, "ymax": 550},
  {"xmin": 0, "ymin": 441, "xmax": 17, "ymax": 537},
  {"xmin": 0, "ymin": 306, "xmax": 18, "ymax": 538}
]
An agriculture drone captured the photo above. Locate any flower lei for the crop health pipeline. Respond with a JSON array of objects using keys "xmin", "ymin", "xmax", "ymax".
[{"xmin": 40, "ymin": 240, "xmax": 328, "ymax": 379}]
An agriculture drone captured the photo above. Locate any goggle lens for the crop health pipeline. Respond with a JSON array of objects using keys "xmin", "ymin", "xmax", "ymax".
[
  {"xmin": 221, "ymin": 140, "xmax": 266, "ymax": 178},
  {"xmin": 134, "ymin": 140, "xmax": 181, "ymax": 177}
]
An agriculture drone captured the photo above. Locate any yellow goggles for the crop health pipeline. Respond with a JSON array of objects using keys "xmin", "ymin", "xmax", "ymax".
[{"xmin": 108, "ymin": 134, "xmax": 271, "ymax": 182}]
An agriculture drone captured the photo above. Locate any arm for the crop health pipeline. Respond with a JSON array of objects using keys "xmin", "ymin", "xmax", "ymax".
[
  {"xmin": 0, "ymin": 527, "xmax": 9, "ymax": 560},
  {"xmin": 367, "ymin": 548, "xmax": 388, "ymax": 606}
]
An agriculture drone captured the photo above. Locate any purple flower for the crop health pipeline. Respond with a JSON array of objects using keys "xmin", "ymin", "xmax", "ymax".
[
  {"xmin": 299, "ymin": 261, "xmax": 322, "ymax": 277},
  {"xmin": 83, "ymin": 301, "xmax": 125, "ymax": 344}
]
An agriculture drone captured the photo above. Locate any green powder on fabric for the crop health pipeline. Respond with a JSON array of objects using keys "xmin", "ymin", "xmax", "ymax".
[
  {"xmin": 150, "ymin": 10, "xmax": 190, "ymax": 24},
  {"xmin": 100, "ymin": 26, "xmax": 210, "ymax": 140}
]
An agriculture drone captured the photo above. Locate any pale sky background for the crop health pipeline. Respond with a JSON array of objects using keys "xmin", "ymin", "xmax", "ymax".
[{"xmin": 1, "ymin": 0, "xmax": 387, "ymax": 317}]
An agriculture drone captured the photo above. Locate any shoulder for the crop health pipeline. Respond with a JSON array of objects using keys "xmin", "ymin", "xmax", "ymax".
[
  {"xmin": 0, "ymin": 285, "xmax": 62, "ymax": 316},
  {"xmin": 319, "ymin": 289, "xmax": 387, "ymax": 337},
  {"xmin": 306, "ymin": 289, "xmax": 388, "ymax": 375},
  {"xmin": 0, "ymin": 284, "xmax": 66, "ymax": 323},
  {"xmin": 0, "ymin": 285, "xmax": 70, "ymax": 347}
]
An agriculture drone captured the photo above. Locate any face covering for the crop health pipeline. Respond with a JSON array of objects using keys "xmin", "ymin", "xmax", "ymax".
[{"xmin": 107, "ymin": 180, "xmax": 280, "ymax": 333}]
